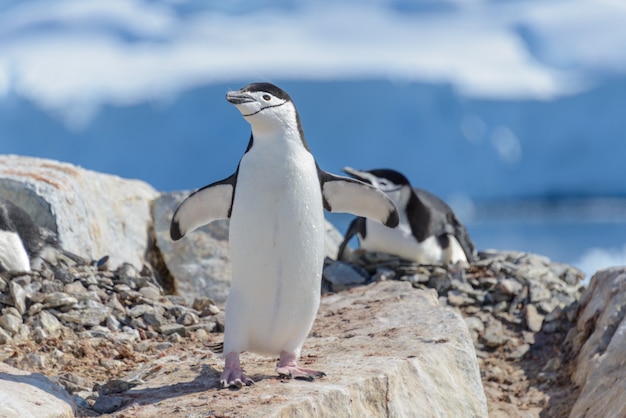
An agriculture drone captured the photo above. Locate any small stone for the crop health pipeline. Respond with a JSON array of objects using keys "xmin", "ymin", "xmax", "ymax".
[
  {"xmin": 32, "ymin": 327, "xmax": 47, "ymax": 343},
  {"xmin": 27, "ymin": 303, "xmax": 44, "ymax": 316},
  {"xmin": 106, "ymin": 315, "xmax": 121, "ymax": 331},
  {"xmin": 168, "ymin": 332, "xmax": 184, "ymax": 343},
  {"xmin": 127, "ymin": 304, "xmax": 154, "ymax": 318},
  {"xmin": 143, "ymin": 312, "xmax": 166, "ymax": 330},
  {"xmin": 44, "ymin": 292, "xmax": 78, "ymax": 309},
  {"xmin": 496, "ymin": 278, "xmax": 523, "ymax": 295},
  {"xmin": 323, "ymin": 261, "xmax": 369, "ymax": 290},
  {"xmin": 192, "ymin": 297, "xmax": 216, "ymax": 312},
  {"xmin": 57, "ymin": 372, "xmax": 92, "ymax": 394},
  {"xmin": 177, "ymin": 311, "xmax": 199, "ymax": 326},
  {"xmin": 194, "ymin": 328, "xmax": 210, "ymax": 342},
  {"xmin": 0, "ymin": 327, "xmax": 12, "ymax": 344},
  {"xmin": 447, "ymin": 290, "xmax": 475, "ymax": 307},
  {"xmin": 9, "ymin": 281, "xmax": 27, "ymax": 315},
  {"xmin": 139, "ymin": 285, "xmax": 161, "ymax": 301},
  {"xmin": 64, "ymin": 281, "xmax": 87, "ymax": 295},
  {"xmin": 155, "ymin": 341, "xmax": 174, "ymax": 350},
  {"xmin": 525, "ymin": 304, "xmax": 545, "ymax": 332},
  {"xmin": 35, "ymin": 310, "xmax": 63, "ymax": 337},
  {"xmin": 464, "ymin": 317, "xmax": 485, "ymax": 334},
  {"xmin": 107, "ymin": 294, "xmax": 126, "ymax": 315},
  {"xmin": 56, "ymin": 306, "xmax": 112, "ymax": 327},
  {"xmin": 200, "ymin": 304, "xmax": 220, "ymax": 317},
  {"xmin": 2, "ymin": 307, "xmax": 21, "ymax": 318},
  {"xmin": 481, "ymin": 319, "xmax": 507, "ymax": 348},
  {"xmin": 0, "ymin": 314, "xmax": 22, "ymax": 336},
  {"xmin": 93, "ymin": 395, "xmax": 124, "ymax": 414},
  {"xmin": 507, "ymin": 343, "xmax": 530, "ymax": 359},
  {"xmin": 529, "ymin": 283, "xmax": 551, "ymax": 303},
  {"xmin": 372, "ymin": 267, "xmax": 396, "ymax": 282},
  {"xmin": 160, "ymin": 323, "xmax": 185, "ymax": 337}
]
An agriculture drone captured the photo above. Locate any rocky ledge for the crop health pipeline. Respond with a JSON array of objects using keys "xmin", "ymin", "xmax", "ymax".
[{"xmin": 0, "ymin": 243, "xmax": 600, "ymax": 418}]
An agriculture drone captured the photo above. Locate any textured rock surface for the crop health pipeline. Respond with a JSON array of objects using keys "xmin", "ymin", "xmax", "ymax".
[
  {"xmin": 0, "ymin": 155, "xmax": 159, "ymax": 269},
  {"xmin": 85, "ymin": 281, "xmax": 487, "ymax": 417},
  {"xmin": 0, "ymin": 362, "xmax": 75, "ymax": 418},
  {"xmin": 153, "ymin": 191, "xmax": 346, "ymax": 304},
  {"xmin": 567, "ymin": 267, "xmax": 626, "ymax": 418}
]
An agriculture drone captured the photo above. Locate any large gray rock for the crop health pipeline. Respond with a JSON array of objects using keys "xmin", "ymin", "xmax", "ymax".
[
  {"xmin": 153, "ymin": 191, "xmax": 346, "ymax": 304},
  {"xmin": 0, "ymin": 155, "xmax": 159, "ymax": 269},
  {"xmin": 567, "ymin": 267, "xmax": 626, "ymax": 418},
  {"xmin": 0, "ymin": 362, "xmax": 75, "ymax": 418},
  {"xmin": 78, "ymin": 281, "xmax": 487, "ymax": 417}
]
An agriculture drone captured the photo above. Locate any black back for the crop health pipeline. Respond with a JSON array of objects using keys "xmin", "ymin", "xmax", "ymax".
[{"xmin": 0, "ymin": 197, "xmax": 43, "ymax": 258}]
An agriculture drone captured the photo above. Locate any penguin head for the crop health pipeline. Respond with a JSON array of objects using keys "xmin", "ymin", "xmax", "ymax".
[
  {"xmin": 226, "ymin": 82, "xmax": 299, "ymax": 134},
  {"xmin": 343, "ymin": 167, "xmax": 413, "ymax": 207}
]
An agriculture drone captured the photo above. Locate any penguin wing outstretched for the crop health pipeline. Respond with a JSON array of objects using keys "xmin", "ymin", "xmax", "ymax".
[
  {"xmin": 170, "ymin": 172, "xmax": 238, "ymax": 240},
  {"xmin": 318, "ymin": 169, "xmax": 399, "ymax": 228}
]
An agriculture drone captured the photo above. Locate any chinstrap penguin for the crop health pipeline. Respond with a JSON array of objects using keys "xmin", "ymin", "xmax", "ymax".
[
  {"xmin": 0, "ymin": 197, "xmax": 85, "ymax": 272},
  {"xmin": 337, "ymin": 167, "xmax": 476, "ymax": 265},
  {"xmin": 170, "ymin": 82, "xmax": 399, "ymax": 388}
]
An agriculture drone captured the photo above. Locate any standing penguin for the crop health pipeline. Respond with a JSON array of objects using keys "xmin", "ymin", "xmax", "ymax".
[
  {"xmin": 337, "ymin": 167, "xmax": 476, "ymax": 265},
  {"xmin": 170, "ymin": 83, "xmax": 398, "ymax": 388}
]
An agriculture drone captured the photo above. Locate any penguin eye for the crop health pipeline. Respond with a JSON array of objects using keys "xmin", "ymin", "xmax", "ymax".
[{"xmin": 262, "ymin": 94, "xmax": 271, "ymax": 101}]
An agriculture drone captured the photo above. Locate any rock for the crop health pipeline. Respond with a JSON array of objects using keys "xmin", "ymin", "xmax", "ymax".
[
  {"xmin": 34, "ymin": 310, "xmax": 63, "ymax": 337},
  {"xmin": 9, "ymin": 281, "xmax": 27, "ymax": 315},
  {"xmin": 524, "ymin": 304, "xmax": 545, "ymax": 332},
  {"xmin": 78, "ymin": 281, "xmax": 487, "ymax": 417},
  {"xmin": 0, "ymin": 362, "xmax": 75, "ymax": 418},
  {"xmin": 568, "ymin": 267, "xmax": 626, "ymax": 418},
  {"xmin": 322, "ymin": 261, "xmax": 369, "ymax": 291},
  {"xmin": 152, "ymin": 191, "xmax": 232, "ymax": 304},
  {"xmin": 481, "ymin": 319, "xmax": 507, "ymax": 348},
  {"xmin": 0, "ymin": 155, "xmax": 159, "ymax": 269},
  {"xmin": 0, "ymin": 313, "xmax": 22, "ymax": 336}
]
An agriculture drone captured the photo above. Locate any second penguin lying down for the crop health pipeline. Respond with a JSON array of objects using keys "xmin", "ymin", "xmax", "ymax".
[{"xmin": 337, "ymin": 167, "xmax": 476, "ymax": 265}]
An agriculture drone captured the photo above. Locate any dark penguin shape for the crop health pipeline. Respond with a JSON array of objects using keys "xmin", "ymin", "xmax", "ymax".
[
  {"xmin": 337, "ymin": 167, "xmax": 476, "ymax": 265},
  {"xmin": 0, "ymin": 197, "xmax": 43, "ymax": 272}
]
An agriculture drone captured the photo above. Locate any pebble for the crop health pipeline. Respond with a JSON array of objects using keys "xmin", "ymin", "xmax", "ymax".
[
  {"xmin": 481, "ymin": 319, "xmax": 507, "ymax": 348},
  {"xmin": 9, "ymin": 281, "xmax": 27, "ymax": 315},
  {"xmin": 524, "ymin": 304, "xmax": 545, "ymax": 333}
]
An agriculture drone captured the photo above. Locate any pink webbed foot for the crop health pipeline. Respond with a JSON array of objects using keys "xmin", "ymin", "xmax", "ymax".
[
  {"xmin": 276, "ymin": 351, "xmax": 326, "ymax": 381},
  {"xmin": 220, "ymin": 352, "xmax": 255, "ymax": 388}
]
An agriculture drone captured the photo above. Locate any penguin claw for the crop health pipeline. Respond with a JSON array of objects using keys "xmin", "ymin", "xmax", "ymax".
[
  {"xmin": 276, "ymin": 366, "xmax": 326, "ymax": 381},
  {"xmin": 220, "ymin": 352, "xmax": 255, "ymax": 389},
  {"xmin": 220, "ymin": 375, "xmax": 255, "ymax": 389}
]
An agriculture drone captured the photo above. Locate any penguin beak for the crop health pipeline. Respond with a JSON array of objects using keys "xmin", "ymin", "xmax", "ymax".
[
  {"xmin": 342, "ymin": 167, "xmax": 372, "ymax": 185},
  {"xmin": 226, "ymin": 91, "xmax": 255, "ymax": 105}
]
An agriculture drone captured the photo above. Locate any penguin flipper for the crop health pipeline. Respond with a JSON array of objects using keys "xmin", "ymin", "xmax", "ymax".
[
  {"xmin": 318, "ymin": 169, "xmax": 399, "ymax": 228},
  {"xmin": 170, "ymin": 173, "xmax": 237, "ymax": 240},
  {"xmin": 337, "ymin": 217, "xmax": 366, "ymax": 260}
]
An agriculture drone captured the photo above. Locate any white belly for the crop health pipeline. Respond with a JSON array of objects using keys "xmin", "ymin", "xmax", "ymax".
[
  {"xmin": 0, "ymin": 230, "xmax": 31, "ymax": 272},
  {"xmin": 224, "ymin": 145, "xmax": 324, "ymax": 356},
  {"xmin": 361, "ymin": 217, "xmax": 444, "ymax": 264}
]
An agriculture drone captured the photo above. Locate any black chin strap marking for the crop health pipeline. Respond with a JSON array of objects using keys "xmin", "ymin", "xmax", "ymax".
[{"xmin": 243, "ymin": 100, "xmax": 287, "ymax": 117}]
